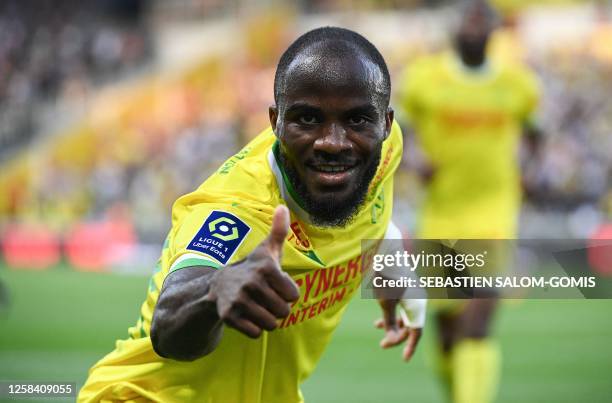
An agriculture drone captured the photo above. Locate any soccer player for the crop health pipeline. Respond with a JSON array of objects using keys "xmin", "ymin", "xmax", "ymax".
[
  {"xmin": 78, "ymin": 27, "xmax": 425, "ymax": 403},
  {"xmin": 397, "ymin": 2, "xmax": 541, "ymax": 403}
]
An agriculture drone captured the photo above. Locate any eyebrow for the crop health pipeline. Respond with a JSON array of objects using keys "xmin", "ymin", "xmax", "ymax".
[
  {"xmin": 285, "ymin": 103, "xmax": 321, "ymax": 114},
  {"xmin": 344, "ymin": 104, "xmax": 378, "ymax": 117},
  {"xmin": 285, "ymin": 103, "xmax": 378, "ymax": 116}
]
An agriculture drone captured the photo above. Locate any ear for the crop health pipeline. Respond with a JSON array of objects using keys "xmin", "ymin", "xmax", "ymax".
[
  {"xmin": 269, "ymin": 106, "xmax": 279, "ymax": 136},
  {"xmin": 384, "ymin": 107, "xmax": 394, "ymax": 140}
]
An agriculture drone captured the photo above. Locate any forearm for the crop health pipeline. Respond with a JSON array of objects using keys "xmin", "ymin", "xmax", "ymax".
[
  {"xmin": 151, "ymin": 267, "xmax": 222, "ymax": 361},
  {"xmin": 525, "ymin": 126, "xmax": 543, "ymax": 157},
  {"xmin": 151, "ymin": 206, "xmax": 299, "ymax": 358}
]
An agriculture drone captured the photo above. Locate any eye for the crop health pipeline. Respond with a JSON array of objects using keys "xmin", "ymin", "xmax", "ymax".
[
  {"xmin": 299, "ymin": 115, "xmax": 318, "ymax": 125},
  {"xmin": 348, "ymin": 116, "xmax": 367, "ymax": 126}
]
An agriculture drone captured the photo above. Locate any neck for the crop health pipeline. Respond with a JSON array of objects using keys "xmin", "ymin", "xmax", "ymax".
[{"xmin": 460, "ymin": 52, "xmax": 486, "ymax": 68}]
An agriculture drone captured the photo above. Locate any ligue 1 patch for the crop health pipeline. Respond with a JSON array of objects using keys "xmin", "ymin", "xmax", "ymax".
[{"xmin": 187, "ymin": 211, "xmax": 251, "ymax": 265}]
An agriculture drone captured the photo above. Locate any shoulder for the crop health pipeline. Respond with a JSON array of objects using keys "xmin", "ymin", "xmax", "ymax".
[
  {"xmin": 407, "ymin": 53, "xmax": 444, "ymax": 73},
  {"xmin": 398, "ymin": 53, "xmax": 448, "ymax": 100},
  {"xmin": 498, "ymin": 63, "xmax": 539, "ymax": 92},
  {"xmin": 167, "ymin": 199, "xmax": 279, "ymax": 272},
  {"xmin": 169, "ymin": 127, "xmax": 282, "ymax": 248},
  {"xmin": 175, "ymin": 128, "xmax": 280, "ymax": 217},
  {"xmin": 400, "ymin": 54, "xmax": 435, "ymax": 83}
]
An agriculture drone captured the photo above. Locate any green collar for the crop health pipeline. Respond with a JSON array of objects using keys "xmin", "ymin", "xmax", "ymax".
[{"xmin": 272, "ymin": 140, "xmax": 307, "ymax": 210}]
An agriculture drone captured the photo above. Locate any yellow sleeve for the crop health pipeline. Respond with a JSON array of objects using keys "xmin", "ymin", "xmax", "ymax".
[
  {"xmin": 166, "ymin": 205, "xmax": 269, "ymax": 274},
  {"xmin": 126, "ymin": 205, "xmax": 271, "ymax": 339},
  {"xmin": 396, "ymin": 58, "xmax": 429, "ymax": 128},
  {"xmin": 517, "ymin": 68, "xmax": 541, "ymax": 127}
]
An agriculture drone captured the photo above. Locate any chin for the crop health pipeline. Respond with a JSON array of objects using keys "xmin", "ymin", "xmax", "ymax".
[
  {"xmin": 305, "ymin": 190, "xmax": 363, "ymax": 228},
  {"xmin": 311, "ymin": 192, "xmax": 349, "ymax": 207},
  {"xmin": 309, "ymin": 182, "xmax": 356, "ymax": 202}
]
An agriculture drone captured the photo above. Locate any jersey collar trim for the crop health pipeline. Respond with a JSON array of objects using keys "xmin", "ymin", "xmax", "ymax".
[
  {"xmin": 268, "ymin": 141, "xmax": 312, "ymax": 223},
  {"xmin": 449, "ymin": 53, "xmax": 499, "ymax": 82}
]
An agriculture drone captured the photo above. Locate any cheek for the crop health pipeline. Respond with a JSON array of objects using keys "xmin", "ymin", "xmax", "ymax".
[
  {"xmin": 348, "ymin": 133, "xmax": 383, "ymax": 157},
  {"xmin": 282, "ymin": 131, "xmax": 317, "ymax": 154},
  {"xmin": 280, "ymin": 139, "xmax": 310, "ymax": 169}
]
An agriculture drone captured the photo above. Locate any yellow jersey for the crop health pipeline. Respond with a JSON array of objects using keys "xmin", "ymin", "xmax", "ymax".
[
  {"xmin": 398, "ymin": 52, "xmax": 539, "ymax": 239},
  {"xmin": 78, "ymin": 123, "xmax": 402, "ymax": 403}
]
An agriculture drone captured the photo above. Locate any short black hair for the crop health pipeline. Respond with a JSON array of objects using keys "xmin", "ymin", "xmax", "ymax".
[
  {"xmin": 458, "ymin": 0, "xmax": 499, "ymax": 27},
  {"xmin": 274, "ymin": 26, "xmax": 391, "ymax": 106}
]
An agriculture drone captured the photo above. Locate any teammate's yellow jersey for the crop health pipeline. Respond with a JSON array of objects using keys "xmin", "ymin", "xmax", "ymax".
[
  {"xmin": 78, "ymin": 123, "xmax": 402, "ymax": 403},
  {"xmin": 398, "ymin": 52, "xmax": 539, "ymax": 239},
  {"xmin": 489, "ymin": 27, "xmax": 527, "ymax": 66}
]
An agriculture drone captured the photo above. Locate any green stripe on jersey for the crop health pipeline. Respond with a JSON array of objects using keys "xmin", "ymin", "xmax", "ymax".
[
  {"xmin": 139, "ymin": 316, "xmax": 147, "ymax": 338},
  {"xmin": 170, "ymin": 257, "xmax": 221, "ymax": 273}
]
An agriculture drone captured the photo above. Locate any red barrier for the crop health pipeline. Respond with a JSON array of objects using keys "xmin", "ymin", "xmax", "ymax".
[
  {"xmin": 588, "ymin": 223, "xmax": 612, "ymax": 276},
  {"xmin": 2, "ymin": 224, "xmax": 61, "ymax": 270},
  {"xmin": 64, "ymin": 218, "xmax": 135, "ymax": 272}
]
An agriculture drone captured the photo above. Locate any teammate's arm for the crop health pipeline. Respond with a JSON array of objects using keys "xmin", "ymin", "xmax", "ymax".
[
  {"xmin": 521, "ymin": 123, "xmax": 544, "ymax": 198},
  {"xmin": 150, "ymin": 206, "xmax": 300, "ymax": 361},
  {"xmin": 403, "ymin": 127, "xmax": 436, "ymax": 184},
  {"xmin": 523, "ymin": 123, "xmax": 543, "ymax": 157},
  {"xmin": 520, "ymin": 70, "xmax": 544, "ymax": 196}
]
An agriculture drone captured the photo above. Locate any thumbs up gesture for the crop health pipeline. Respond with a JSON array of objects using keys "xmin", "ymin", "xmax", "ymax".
[{"xmin": 206, "ymin": 206, "xmax": 300, "ymax": 338}]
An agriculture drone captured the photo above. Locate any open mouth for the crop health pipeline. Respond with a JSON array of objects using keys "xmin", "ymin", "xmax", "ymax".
[
  {"xmin": 312, "ymin": 164, "xmax": 354, "ymax": 173},
  {"xmin": 307, "ymin": 163, "xmax": 358, "ymax": 187}
]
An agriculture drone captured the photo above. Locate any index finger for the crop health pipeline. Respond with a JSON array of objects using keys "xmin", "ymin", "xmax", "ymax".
[
  {"xmin": 264, "ymin": 261, "xmax": 300, "ymax": 302},
  {"xmin": 402, "ymin": 328, "xmax": 423, "ymax": 362}
]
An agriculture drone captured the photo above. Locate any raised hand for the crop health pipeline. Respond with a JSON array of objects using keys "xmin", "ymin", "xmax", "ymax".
[{"xmin": 206, "ymin": 205, "xmax": 300, "ymax": 338}]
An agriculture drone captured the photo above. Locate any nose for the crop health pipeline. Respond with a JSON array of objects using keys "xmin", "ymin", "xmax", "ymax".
[{"xmin": 313, "ymin": 123, "xmax": 352, "ymax": 154}]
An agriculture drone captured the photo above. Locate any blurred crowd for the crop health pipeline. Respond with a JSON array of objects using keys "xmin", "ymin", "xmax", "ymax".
[
  {"xmin": 0, "ymin": 2, "xmax": 610, "ymax": 270},
  {"xmin": 0, "ymin": 0, "xmax": 152, "ymax": 161},
  {"xmin": 521, "ymin": 47, "xmax": 612, "ymax": 237}
]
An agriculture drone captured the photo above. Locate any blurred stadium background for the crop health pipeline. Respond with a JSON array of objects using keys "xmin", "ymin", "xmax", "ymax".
[{"xmin": 0, "ymin": 0, "xmax": 610, "ymax": 402}]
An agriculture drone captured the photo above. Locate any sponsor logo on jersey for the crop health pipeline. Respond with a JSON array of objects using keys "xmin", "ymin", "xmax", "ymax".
[{"xmin": 287, "ymin": 219, "xmax": 324, "ymax": 265}]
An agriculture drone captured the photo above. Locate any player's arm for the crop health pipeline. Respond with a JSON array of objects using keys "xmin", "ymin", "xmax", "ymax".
[
  {"xmin": 520, "ymin": 69, "xmax": 544, "ymax": 196},
  {"xmin": 403, "ymin": 125, "xmax": 436, "ymax": 184},
  {"xmin": 150, "ymin": 206, "xmax": 299, "ymax": 362},
  {"xmin": 524, "ymin": 121, "xmax": 544, "ymax": 158},
  {"xmin": 151, "ymin": 266, "xmax": 221, "ymax": 361},
  {"xmin": 521, "ymin": 122, "xmax": 545, "ymax": 199}
]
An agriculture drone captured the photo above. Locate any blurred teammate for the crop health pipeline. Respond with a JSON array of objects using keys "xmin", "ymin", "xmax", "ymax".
[
  {"xmin": 397, "ymin": 2, "xmax": 541, "ymax": 403},
  {"xmin": 79, "ymin": 27, "xmax": 424, "ymax": 403}
]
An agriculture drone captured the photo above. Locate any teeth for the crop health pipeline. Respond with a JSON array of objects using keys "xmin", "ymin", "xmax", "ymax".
[{"xmin": 317, "ymin": 165, "xmax": 348, "ymax": 173}]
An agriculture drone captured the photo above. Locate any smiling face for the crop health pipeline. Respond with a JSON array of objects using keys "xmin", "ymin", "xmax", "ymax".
[{"xmin": 270, "ymin": 44, "xmax": 393, "ymax": 227}]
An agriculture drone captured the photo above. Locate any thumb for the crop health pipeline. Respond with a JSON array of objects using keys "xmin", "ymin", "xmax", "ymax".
[{"xmin": 266, "ymin": 205, "xmax": 290, "ymax": 260}]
